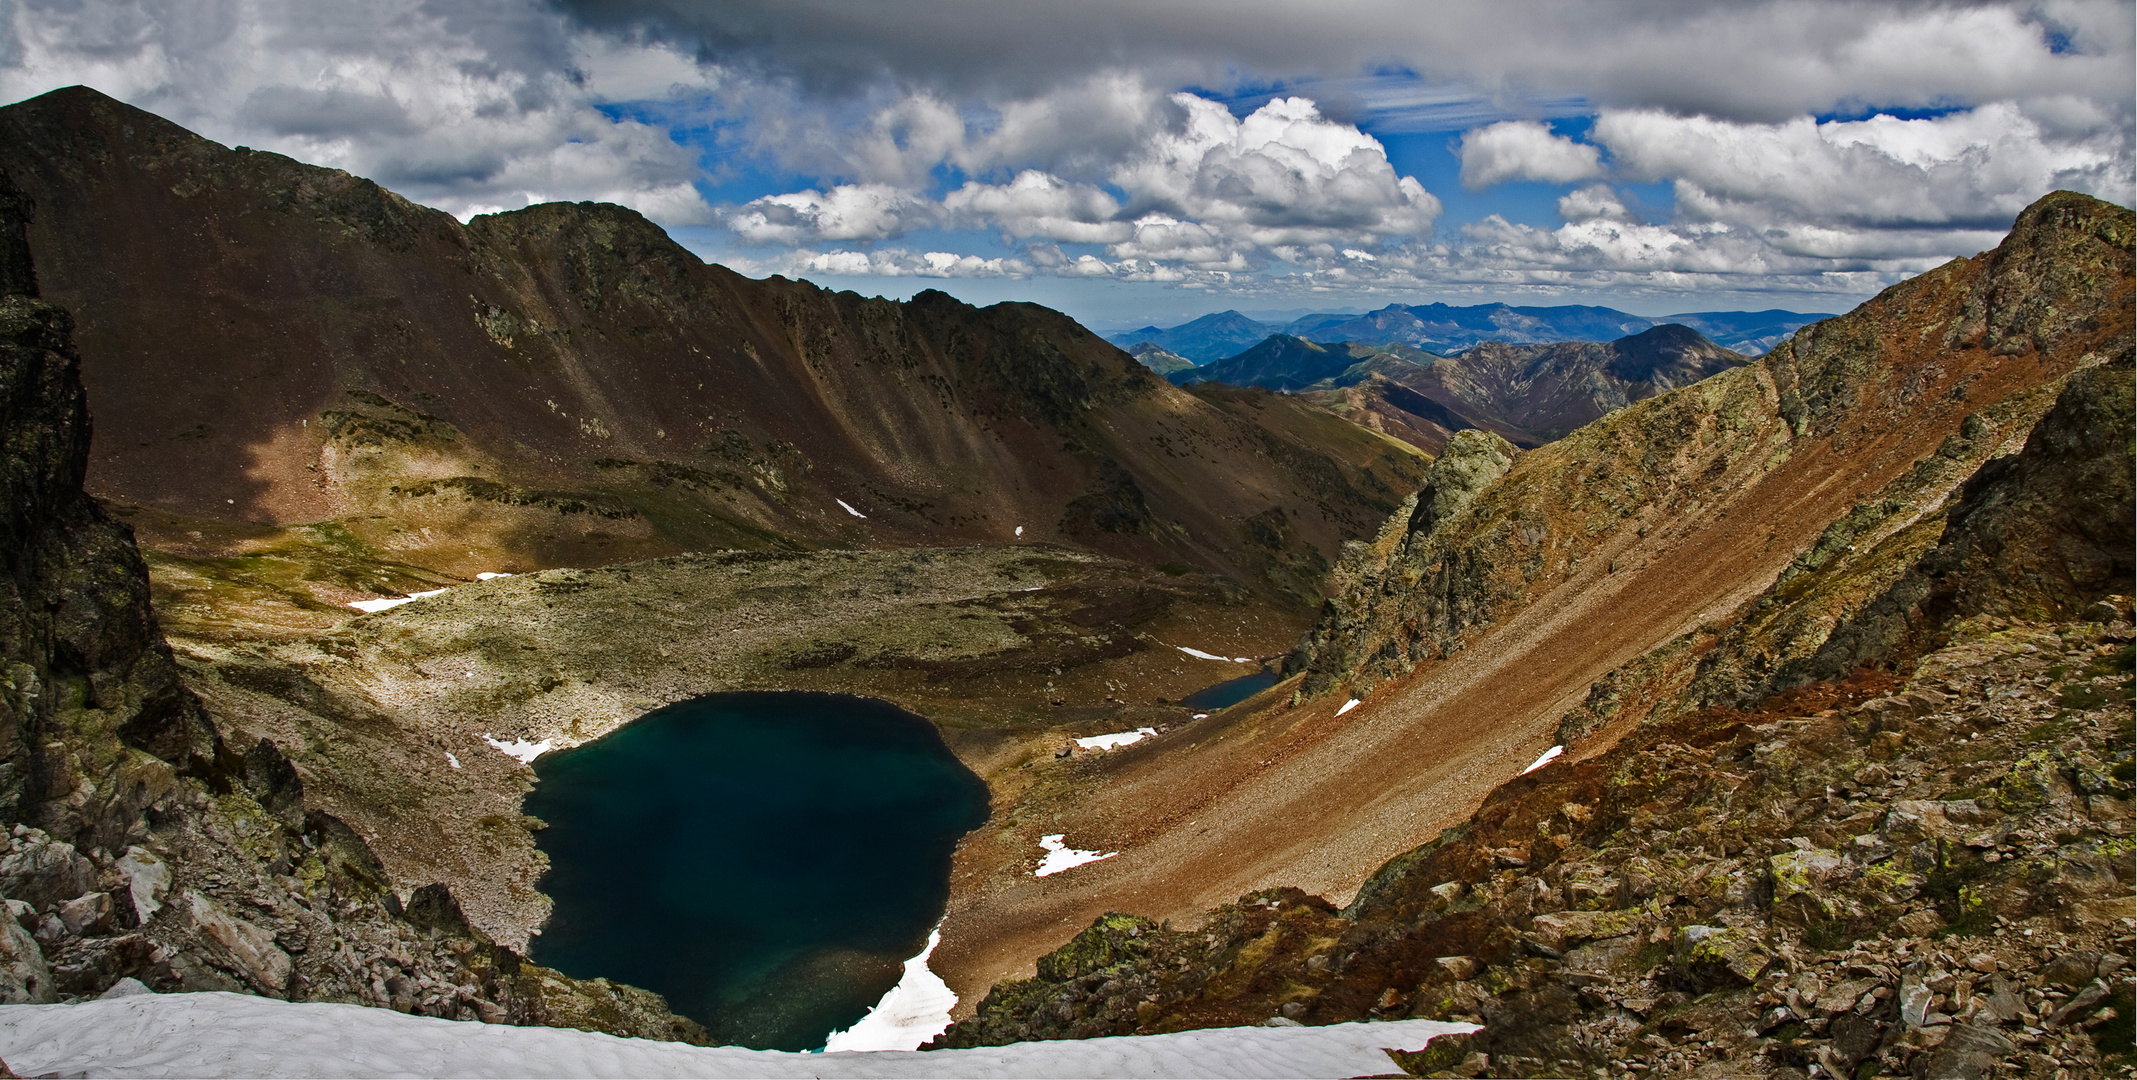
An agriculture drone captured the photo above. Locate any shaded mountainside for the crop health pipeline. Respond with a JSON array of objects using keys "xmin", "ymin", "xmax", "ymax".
[
  {"xmin": 920, "ymin": 190, "xmax": 2133, "ymax": 1026},
  {"xmin": 0, "ymin": 173, "xmax": 708, "ymax": 1038},
  {"xmin": 1112, "ymin": 304, "xmax": 1830, "ymax": 359},
  {"xmin": 1173, "ymin": 324, "xmax": 1747, "ymax": 453},
  {"xmin": 0, "ymin": 86, "xmax": 1425, "ymax": 609},
  {"xmin": 936, "ymin": 226, "xmax": 2137, "ymax": 1079}
]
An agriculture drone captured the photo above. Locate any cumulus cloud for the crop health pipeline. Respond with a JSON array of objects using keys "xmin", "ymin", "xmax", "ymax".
[
  {"xmin": 725, "ymin": 93, "xmax": 1441, "ymax": 270},
  {"xmin": 0, "ymin": 0, "xmax": 720, "ymax": 223},
  {"xmin": 942, "ymin": 171, "xmax": 1127, "ymax": 244},
  {"xmin": 563, "ymin": 0, "xmax": 2132, "ymax": 123},
  {"xmin": 1596, "ymin": 102, "xmax": 2131, "ymax": 230},
  {"xmin": 1458, "ymin": 120, "xmax": 1605, "ymax": 189},
  {"xmin": 728, "ymin": 183, "xmax": 935, "ymax": 242}
]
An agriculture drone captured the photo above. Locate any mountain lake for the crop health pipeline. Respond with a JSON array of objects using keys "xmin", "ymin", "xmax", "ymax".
[{"xmin": 525, "ymin": 691, "xmax": 991, "ymax": 1051}]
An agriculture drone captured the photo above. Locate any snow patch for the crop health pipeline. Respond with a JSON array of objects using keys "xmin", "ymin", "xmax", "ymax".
[
  {"xmin": 445, "ymin": 752, "xmax": 461, "ymax": 770},
  {"xmin": 1173, "ymin": 645, "xmax": 1252, "ymax": 663},
  {"xmin": 838, "ymin": 499, "xmax": 868, "ymax": 518},
  {"xmin": 1193, "ymin": 713, "xmax": 1209, "ymax": 720},
  {"xmin": 1014, "ymin": 525, "xmax": 1023, "ymax": 537},
  {"xmin": 347, "ymin": 587, "xmax": 448, "ymax": 613},
  {"xmin": 1035, "ymin": 834, "xmax": 1117, "ymax": 877},
  {"xmin": 483, "ymin": 736, "xmax": 555, "ymax": 764},
  {"xmin": 1335, "ymin": 698, "xmax": 1361, "ymax": 716},
  {"xmin": 1521, "ymin": 745, "xmax": 1564, "ymax": 775},
  {"xmin": 0, "ymin": 990, "xmax": 1478, "ymax": 1078},
  {"xmin": 822, "ymin": 926, "xmax": 957, "ymax": 1053},
  {"xmin": 477, "ymin": 572, "xmax": 512, "ymax": 580},
  {"xmin": 1075, "ymin": 727, "xmax": 1157, "ymax": 751}
]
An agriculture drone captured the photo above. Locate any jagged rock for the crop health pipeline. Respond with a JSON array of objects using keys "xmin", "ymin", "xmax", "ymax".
[
  {"xmin": 1908, "ymin": 1023, "xmax": 2015, "ymax": 1080},
  {"xmin": 112, "ymin": 846, "xmax": 168, "ymax": 924},
  {"xmin": 184, "ymin": 891, "xmax": 291, "ymax": 994},
  {"xmin": 0, "ymin": 837, "xmax": 95, "ymax": 913},
  {"xmin": 0, "ymin": 905, "xmax": 50, "ymax": 1004},
  {"xmin": 55, "ymin": 891, "xmax": 111, "ymax": 936}
]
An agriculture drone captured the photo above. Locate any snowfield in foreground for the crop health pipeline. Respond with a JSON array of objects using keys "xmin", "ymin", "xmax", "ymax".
[{"xmin": 0, "ymin": 992, "xmax": 1473, "ymax": 1078}]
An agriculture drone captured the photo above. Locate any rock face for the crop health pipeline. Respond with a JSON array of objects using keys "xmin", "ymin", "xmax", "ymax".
[
  {"xmin": 0, "ymin": 86, "xmax": 1423, "ymax": 606},
  {"xmin": 0, "ymin": 171, "xmax": 706, "ymax": 1040}
]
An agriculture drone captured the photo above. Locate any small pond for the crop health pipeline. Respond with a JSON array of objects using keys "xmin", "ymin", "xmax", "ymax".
[
  {"xmin": 1181, "ymin": 669, "xmax": 1279, "ymax": 712},
  {"xmin": 525, "ymin": 691, "xmax": 990, "ymax": 1051}
]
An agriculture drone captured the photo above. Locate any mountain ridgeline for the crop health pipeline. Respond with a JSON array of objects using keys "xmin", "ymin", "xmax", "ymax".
[
  {"xmin": 0, "ymin": 170, "xmax": 714, "ymax": 1037},
  {"xmin": 0, "ymin": 86, "xmax": 1425, "ymax": 607},
  {"xmin": 1173, "ymin": 323, "xmax": 1750, "ymax": 452},
  {"xmin": 1112, "ymin": 303, "xmax": 1828, "ymax": 362},
  {"xmin": 936, "ymin": 191, "xmax": 2135, "ymax": 1076}
]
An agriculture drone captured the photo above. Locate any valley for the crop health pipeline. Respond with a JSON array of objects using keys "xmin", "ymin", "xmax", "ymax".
[{"xmin": 0, "ymin": 81, "xmax": 2128, "ymax": 1080}]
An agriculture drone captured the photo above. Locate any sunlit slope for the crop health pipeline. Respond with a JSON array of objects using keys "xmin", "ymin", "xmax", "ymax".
[{"xmin": 930, "ymin": 190, "xmax": 2134, "ymax": 1004}]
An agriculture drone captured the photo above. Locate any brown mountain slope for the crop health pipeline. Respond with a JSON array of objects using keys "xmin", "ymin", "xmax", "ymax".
[
  {"xmin": 935, "ymin": 351, "xmax": 2136, "ymax": 1077},
  {"xmin": 1191, "ymin": 324, "xmax": 1747, "ymax": 454},
  {"xmin": 0, "ymin": 173, "xmax": 712, "ymax": 1038},
  {"xmin": 925, "ymin": 191, "xmax": 2133, "ymax": 1009},
  {"xmin": 0, "ymin": 86, "xmax": 1424, "ymax": 607}
]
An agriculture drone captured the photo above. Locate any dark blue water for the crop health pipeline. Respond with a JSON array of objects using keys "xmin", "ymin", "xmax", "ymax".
[
  {"xmin": 525, "ymin": 691, "xmax": 991, "ymax": 1051},
  {"xmin": 1181, "ymin": 670, "xmax": 1279, "ymax": 711}
]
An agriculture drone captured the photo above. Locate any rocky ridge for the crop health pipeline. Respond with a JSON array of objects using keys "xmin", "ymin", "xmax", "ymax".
[
  {"xmin": 936, "ymin": 615, "xmax": 2135, "ymax": 1078},
  {"xmin": 1172, "ymin": 325, "xmax": 1751, "ymax": 454},
  {"xmin": 0, "ymin": 86, "xmax": 1425, "ymax": 611},
  {"xmin": 1289, "ymin": 191, "xmax": 2132, "ymax": 708},
  {"xmin": 930, "ymin": 193, "xmax": 2136, "ymax": 1074},
  {"xmin": 0, "ymin": 172, "xmax": 707, "ymax": 1041}
]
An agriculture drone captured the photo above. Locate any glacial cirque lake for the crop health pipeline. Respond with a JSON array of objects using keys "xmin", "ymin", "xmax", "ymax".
[
  {"xmin": 1181, "ymin": 669, "xmax": 1278, "ymax": 712},
  {"xmin": 525, "ymin": 692, "xmax": 991, "ymax": 1051}
]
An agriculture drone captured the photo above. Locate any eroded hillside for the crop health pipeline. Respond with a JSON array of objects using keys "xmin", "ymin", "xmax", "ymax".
[
  {"xmin": 921, "ymin": 191, "xmax": 2133, "ymax": 1013},
  {"xmin": 935, "ymin": 351, "xmax": 2135, "ymax": 1077},
  {"xmin": 0, "ymin": 86, "xmax": 1424, "ymax": 609}
]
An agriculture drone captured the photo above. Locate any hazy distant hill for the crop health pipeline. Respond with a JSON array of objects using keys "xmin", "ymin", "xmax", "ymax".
[
  {"xmin": 1111, "ymin": 302, "xmax": 1830, "ymax": 358},
  {"xmin": 1173, "ymin": 324, "xmax": 1750, "ymax": 452},
  {"xmin": 1112, "ymin": 310, "xmax": 1281, "ymax": 362}
]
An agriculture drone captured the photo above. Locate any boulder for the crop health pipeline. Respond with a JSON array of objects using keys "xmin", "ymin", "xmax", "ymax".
[
  {"xmin": 0, "ymin": 908, "xmax": 52, "ymax": 1003},
  {"xmin": 185, "ymin": 891, "xmax": 291, "ymax": 993},
  {"xmin": 1907, "ymin": 1023, "xmax": 2014, "ymax": 1080},
  {"xmin": 0, "ymin": 838, "xmax": 97, "ymax": 912},
  {"xmin": 114, "ymin": 847, "xmax": 169, "ymax": 924}
]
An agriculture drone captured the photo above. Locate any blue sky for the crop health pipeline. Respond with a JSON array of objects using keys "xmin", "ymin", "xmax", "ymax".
[{"xmin": 4, "ymin": 0, "xmax": 2131, "ymax": 331}]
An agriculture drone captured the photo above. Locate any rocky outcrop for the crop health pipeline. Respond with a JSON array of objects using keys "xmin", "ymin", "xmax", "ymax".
[
  {"xmin": 938, "ymin": 618, "xmax": 2136, "ymax": 1077},
  {"xmin": 1290, "ymin": 191, "xmax": 2133, "ymax": 708},
  {"xmin": 937, "ymin": 192, "xmax": 2136, "ymax": 1076},
  {"xmin": 0, "ymin": 171, "xmax": 706, "ymax": 1041}
]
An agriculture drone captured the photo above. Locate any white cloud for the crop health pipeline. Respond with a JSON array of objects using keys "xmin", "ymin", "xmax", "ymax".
[
  {"xmin": 1457, "ymin": 121, "xmax": 1604, "ymax": 189},
  {"xmin": 0, "ymin": 0, "xmax": 721, "ymax": 224},
  {"xmin": 1556, "ymin": 184, "xmax": 1633, "ymax": 223},
  {"xmin": 942, "ymin": 171, "xmax": 1127, "ymax": 244},
  {"xmin": 727, "ymin": 92, "xmax": 1441, "ymax": 271},
  {"xmin": 1596, "ymin": 101, "xmax": 2131, "ymax": 229},
  {"xmin": 728, "ymin": 183, "xmax": 935, "ymax": 242}
]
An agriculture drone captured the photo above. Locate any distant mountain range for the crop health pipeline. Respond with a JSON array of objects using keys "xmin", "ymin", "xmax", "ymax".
[
  {"xmin": 1110, "ymin": 303, "xmax": 1831, "ymax": 361},
  {"xmin": 1172, "ymin": 324, "xmax": 1750, "ymax": 451}
]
